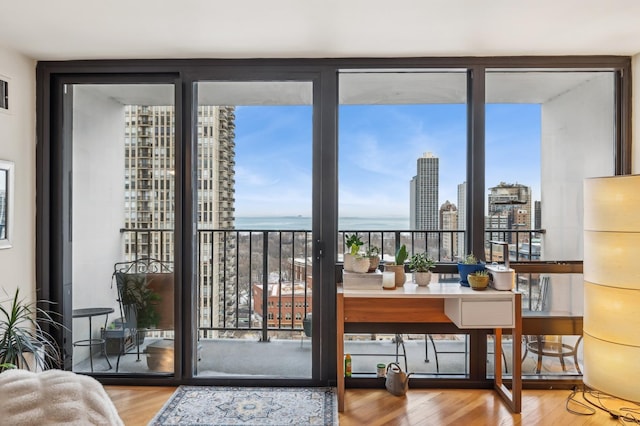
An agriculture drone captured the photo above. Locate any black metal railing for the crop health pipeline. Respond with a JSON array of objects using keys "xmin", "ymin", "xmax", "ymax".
[{"xmin": 120, "ymin": 227, "xmax": 547, "ymax": 338}]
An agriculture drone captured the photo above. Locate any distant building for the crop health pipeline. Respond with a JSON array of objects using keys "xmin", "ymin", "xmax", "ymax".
[
  {"xmin": 410, "ymin": 152, "xmax": 439, "ymax": 231},
  {"xmin": 251, "ymin": 257, "xmax": 312, "ymax": 329},
  {"xmin": 123, "ymin": 105, "xmax": 237, "ymax": 337},
  {"xmin": 456, "ymin": 181, "xmax": 466, "ymax": 259},
  {"xmin": 439, "ymin": 200, "xmax": 458, "ymax": 261},
  {"xmin": 534, "ymin": 200, "xmax": 541, "ymax": 230},
  {"xmin": 487, "ymin": 182, "xmax": 532, "ymax": 245}
]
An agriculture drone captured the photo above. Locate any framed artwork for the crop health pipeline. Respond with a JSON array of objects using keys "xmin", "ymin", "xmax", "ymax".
[{"xmin": 0, "ymin": 160, "xmax": 14, "ymax": 249}]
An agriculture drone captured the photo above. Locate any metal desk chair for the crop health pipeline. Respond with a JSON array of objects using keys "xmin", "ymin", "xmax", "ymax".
[{"xmin": 522, "ymin": 275, "xmax": 582, "ymax": 374}]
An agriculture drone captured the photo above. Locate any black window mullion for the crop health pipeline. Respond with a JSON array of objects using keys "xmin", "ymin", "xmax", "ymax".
[{"xmin": 467, "ymin": 67, "xmax": 486, "ymax": 260}]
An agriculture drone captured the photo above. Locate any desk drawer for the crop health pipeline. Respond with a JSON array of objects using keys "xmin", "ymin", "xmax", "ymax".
[{"xmin": 445, "ymin": 298, "xmax": 514, "ymax": 329}]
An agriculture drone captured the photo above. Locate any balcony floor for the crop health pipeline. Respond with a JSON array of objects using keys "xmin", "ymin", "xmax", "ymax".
[{"xmin": 73, "ymin": 334, "xmax": 582, "ymax": 379}]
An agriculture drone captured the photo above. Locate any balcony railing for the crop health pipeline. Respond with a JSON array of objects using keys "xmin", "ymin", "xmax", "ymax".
[{"xmin": 120, "ymin": 227, "xmax": 547, "ymax": 338}]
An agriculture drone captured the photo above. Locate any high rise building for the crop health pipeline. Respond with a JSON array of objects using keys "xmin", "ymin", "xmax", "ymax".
[
  {"xmin": 439, "ymin": 200, "xmax": 458, "ymax": 261},
  {"xmin": 123, "ymin": 105, "xmax": 236, "ymax": 337},
  {"xmin": 410, "ymin": 152, "xmax": 439, "ymax": 231},
  {"xmin": 534, "ymin": 200, "xmax": 541, "ymax": 230},
  {"xmin": 487, "ymin": 182, "xmax": 532, "ymax": 245},
  {"xmin": 456, "ymin": 181, "xmax": 466, "ymax": 259}
]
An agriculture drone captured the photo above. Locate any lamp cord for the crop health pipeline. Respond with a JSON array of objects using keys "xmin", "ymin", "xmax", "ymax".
[{"xmin": 566, "ymin": 386, "xmax": 640, "ymax": 424}]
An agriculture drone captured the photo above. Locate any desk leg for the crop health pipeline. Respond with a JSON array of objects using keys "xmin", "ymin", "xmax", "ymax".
[
  {"xmin": 494, "ymin": 292, "xmax": 522, "ymax": 413},
  {"xmin": 337, "ymin": 291, "xmax": 345, "ymax": 412}
]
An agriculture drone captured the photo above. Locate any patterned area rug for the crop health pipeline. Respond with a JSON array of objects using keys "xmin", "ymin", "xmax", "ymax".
[{"xmin": 149, "ymin": 386, "xmax": 337, "ymax": 425}]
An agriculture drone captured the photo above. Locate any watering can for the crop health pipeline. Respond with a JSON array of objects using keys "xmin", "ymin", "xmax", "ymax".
[{"xmin": 385, "ymin": 362, "xmax": 413, "ymax": 396}]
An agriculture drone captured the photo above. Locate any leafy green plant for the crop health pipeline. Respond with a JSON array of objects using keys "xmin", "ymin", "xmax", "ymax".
[
  {"xmin": 472, "ymin": 269, "xmax": 489, "ymax": 277},
  {"xmin": 408, "ymin": 252, "xmax": 435, "ymax": 272},
  {"xmin": 366, "ymin": 246, "xmax": 380, "ymax": 257},
  {"xmin": 345, "ymin": 234, "xmax": 364, "ymax": 256},
  {"xmin": 462, "ymin": 253, "xmax": 479, "ymax": 264},
  {"xmin": 394, "ymin": 244, "xmax": 408, "ymax": 265},
  {"xmin": 0, "ymin": 288, "xmax": 63, "ymax": 372},
  {"xmin": 120, "ymin": 275, "xmax": 161, "ymax": 329}
]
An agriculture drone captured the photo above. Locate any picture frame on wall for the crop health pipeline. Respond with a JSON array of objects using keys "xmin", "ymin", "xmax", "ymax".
[{"xmin": 0, "ymin": 160, "xmax": 15, "ymax": 249}]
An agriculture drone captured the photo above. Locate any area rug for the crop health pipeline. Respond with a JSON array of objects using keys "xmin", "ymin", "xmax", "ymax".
[{"xmin": 148, "ymin": 386, "xmax": 338, "ymax": 425}]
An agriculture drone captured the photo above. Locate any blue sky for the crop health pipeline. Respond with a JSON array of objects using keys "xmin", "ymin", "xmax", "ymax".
[{"xmin": 234, "ymin": 103, "xmax": 541, "ymax": 218}]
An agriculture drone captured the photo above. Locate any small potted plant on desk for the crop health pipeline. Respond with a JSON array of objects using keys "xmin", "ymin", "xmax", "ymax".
[
  {"xmin": 457, "ymin": 253, "xmax": 485, "ymax": 287},
  {"xmin": 467, "ymin": 269, "xmax": 490, "ymax": 291},
  {"xmin": 366, "ymin": 246, "xmax": 381, "ymax": 272},
  {"xmin": 343, "ymin": 234, "xmax": 370, "ymax": 273},
  {"xmin": 384, "ymin": 244, "xmax": 408, "ymax": 287},
  {"xmin": 408, "ymin": 252, "xmax": 435, "ymax": 286}
]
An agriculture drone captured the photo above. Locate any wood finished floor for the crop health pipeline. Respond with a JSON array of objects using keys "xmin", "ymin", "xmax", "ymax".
[{"xmin": 105, "ymin": 385, "xmax": 630, "ymax": 425}]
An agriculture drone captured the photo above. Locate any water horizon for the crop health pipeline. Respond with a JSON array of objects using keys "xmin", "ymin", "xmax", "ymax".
[{"xmin": 234, "ymin": 215, "xmax": 410, "ymax": 230}]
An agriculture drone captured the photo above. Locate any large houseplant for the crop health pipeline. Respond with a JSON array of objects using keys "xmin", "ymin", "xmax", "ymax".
[
  {"xmin": 0, "ymin": 288, "xmax": 63, "ymax": 372},
  {"xmin": 384, "ymin": 244, "xmax": 408, "ymax": 287},
  {"xmin": 119, "ymin": 274, "xmax": 161, "ymax": 330},
  {"xmin": 408, "ymin": 252, "xmax": 435, "ymax": 286}
]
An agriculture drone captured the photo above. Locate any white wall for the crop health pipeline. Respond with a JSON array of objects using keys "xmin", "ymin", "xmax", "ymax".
[
  {"xmin": 0, "ymin": 47, "xmax": 36, "ymax": 307},
  {"xmin": 71, "ymin": 87, "xmax": 126, "ymax": 361},
  {"xmin": 541, "ymin": 73, "xmax": 615, "ymax": 314}
]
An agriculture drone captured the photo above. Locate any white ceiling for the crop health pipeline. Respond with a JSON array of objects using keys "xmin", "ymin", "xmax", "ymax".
[{"xmin": 2, "ymin": 0, "xmax": 640, "ymax": 61}]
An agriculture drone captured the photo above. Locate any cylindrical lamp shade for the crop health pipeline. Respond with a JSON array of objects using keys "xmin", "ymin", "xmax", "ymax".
[{"xmin": 584, "ymin": 175, "xmax": 640, "ymax": 402}]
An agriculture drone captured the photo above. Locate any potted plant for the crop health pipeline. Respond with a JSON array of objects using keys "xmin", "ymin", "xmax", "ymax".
[
  {"xmin": 384, "ymin": 244, "xmax": 408, "ymax": 287},
  {"xmin": 120, "ymin": 274, "xmax": 161, "ymax": 330},
  {"xmin": 343, "ymin": 234, "xmax": 369, "ymax": 273},
  {"xmin": 0, "ymin": 288, "xmax": 63, "ymax": 372},
  {"xmin": 468, "ymin": 270, "xmax": 490, "ymax": 291},
  {"xmin": 408, "ymin": 252, "xmax": 435, "ymax": 286},
  {"xmin": 366, "ymin": 246, "xmax": 381, "ymax": 272},
  {"xmin": 457, "ymin": 253, "xmax": 485, "ymax": 287}
]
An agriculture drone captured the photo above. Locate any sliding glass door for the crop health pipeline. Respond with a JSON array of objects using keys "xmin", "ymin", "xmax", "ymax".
[
  {"xmin": 193, "ymin": 80, "xmax": 315, "ymax": 379},
  {"xmin": 67, "ymin": 83, "xmax": 176, "ymax": 375}
]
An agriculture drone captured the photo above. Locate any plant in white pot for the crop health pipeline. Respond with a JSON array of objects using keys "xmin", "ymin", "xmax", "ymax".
[
  {"xmin": 408, "ymin": 252, "xmax": 435, "ymax": 286},
  {"xmin": 384, "ymin": 244, "xmax": 408, "ymax": 287},
  {"xmin": 343, "ymin": 234, "xmax": 370, "ymax": 273}
]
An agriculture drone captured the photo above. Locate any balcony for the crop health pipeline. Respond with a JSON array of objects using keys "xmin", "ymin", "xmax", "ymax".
[{"xmin": 78, "ymin": 227, "xmax": 582, "ymax": 380}]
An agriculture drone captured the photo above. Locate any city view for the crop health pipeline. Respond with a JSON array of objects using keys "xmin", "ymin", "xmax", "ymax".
[{"xmin": 70, "ymin": 70, "xmax": 610, "ymax": 378}]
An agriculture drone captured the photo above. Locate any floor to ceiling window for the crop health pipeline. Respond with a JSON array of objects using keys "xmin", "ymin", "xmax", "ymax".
[
  {"xmin": 338, "ymin": 70, "xmax": 472, "ymax": 376},
  {"xmin": 485, "ymin": 70, "xmax": 616, "ymax": 377},
  {"xmin": 194, "ymin": 80, "xmax": 315, "ymax": 379},
  {"xmin": 37, "ymin": 57, "xmax": 630, "ymax": 388},
  {"xmin": 67, "ymin": 84, "xmax": 176, "ymax": 376}
]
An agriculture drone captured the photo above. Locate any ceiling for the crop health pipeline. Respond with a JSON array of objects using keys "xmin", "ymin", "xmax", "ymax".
[{"xmin": 2, "ymin": 0, "xmax": 640, "ymax": 61}]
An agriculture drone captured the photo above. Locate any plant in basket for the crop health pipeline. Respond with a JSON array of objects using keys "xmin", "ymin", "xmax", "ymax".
[{"xmin": 467, "ymin": 269, "xmax": 490, "ymax": 291}]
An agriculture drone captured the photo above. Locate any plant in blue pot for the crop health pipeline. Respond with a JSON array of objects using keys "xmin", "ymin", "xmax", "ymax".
[{"xmin": 457, "ymin": 253, "xmax": 485, "ymax": 287}]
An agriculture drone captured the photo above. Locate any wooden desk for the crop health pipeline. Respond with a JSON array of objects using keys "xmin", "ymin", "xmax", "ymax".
[{"xmin": 337, "ymin": 283, "xmax": 522, "ymax": 413}]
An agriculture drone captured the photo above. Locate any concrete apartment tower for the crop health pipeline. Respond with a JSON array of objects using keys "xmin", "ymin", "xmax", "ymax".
[
  {"xmin": 487, "ymin": 182, "xmax": 532, "ymax": 245},
  {"xmin": 439, "ymin": 200, "xmax": 458, "ymax": 261},
  {"xmin": 410, "ymin": 152, "xmax": 439, "ymax": 231},
  {"xmin": 456, "ymin": 181, "xmax": 466, "ymax": 260},
  {"xmin": 123, "ymin": 105, "xmax": 236, "ymax": 337}
]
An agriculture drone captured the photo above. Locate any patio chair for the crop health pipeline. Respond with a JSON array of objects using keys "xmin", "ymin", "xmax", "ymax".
[
  {"xmin": 522, "ymin": 275, "xmax": 583, "ymax": 374},
  {"xmin": 111, "ymin": 257, "xmax": 174, "ymax": 372}
]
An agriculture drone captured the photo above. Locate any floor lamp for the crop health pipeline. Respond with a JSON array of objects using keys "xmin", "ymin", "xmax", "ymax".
[{"xmin": 583, "ymin": 175, "xmax": 640, "ymax": 402}]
